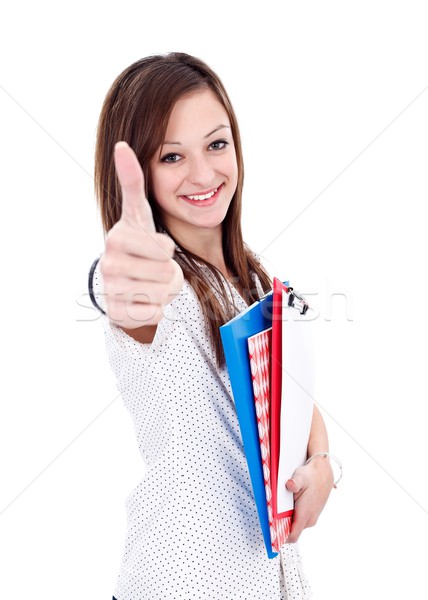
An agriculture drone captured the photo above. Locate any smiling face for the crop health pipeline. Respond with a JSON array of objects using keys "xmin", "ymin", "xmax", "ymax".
[{"xmin": 149, "ymin": 88, "xmax": 239, "ymax": 243}]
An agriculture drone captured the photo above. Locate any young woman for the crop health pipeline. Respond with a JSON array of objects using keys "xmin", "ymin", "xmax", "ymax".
[{"xmin": 89, "ymin": 52, "xmax": 335, "ymax": 600}]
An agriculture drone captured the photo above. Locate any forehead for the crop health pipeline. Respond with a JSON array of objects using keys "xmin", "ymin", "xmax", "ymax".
[{"xmin": 164, "ymin": 89, "xmax": 230, "ymax": 139}]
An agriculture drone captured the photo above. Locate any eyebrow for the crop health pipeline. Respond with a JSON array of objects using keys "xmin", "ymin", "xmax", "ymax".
[{"xmin": 163, "ymin": 124, "xmax": 230, "ymax": 146}]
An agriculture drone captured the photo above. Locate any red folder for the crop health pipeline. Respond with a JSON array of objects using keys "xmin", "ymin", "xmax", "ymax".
[{"xmin": 270, "ymin": 278, "xmax": 290, "ymax": 519}]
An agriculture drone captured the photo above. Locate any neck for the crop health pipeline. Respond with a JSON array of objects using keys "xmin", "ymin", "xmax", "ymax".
[{"xmin": 170, "ymin": 225, "xmax": 229, "ymax": 278}]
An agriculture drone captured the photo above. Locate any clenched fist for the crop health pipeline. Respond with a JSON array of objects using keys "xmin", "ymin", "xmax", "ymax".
[{"xmin": 99, "ymin": 142, "xmax": 184, "ymax": 331}]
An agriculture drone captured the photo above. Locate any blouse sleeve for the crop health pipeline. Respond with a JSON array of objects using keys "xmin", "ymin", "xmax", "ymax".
[{"xmin": 88, "ymin": 255, "xmax": 177, "ymax": 386}]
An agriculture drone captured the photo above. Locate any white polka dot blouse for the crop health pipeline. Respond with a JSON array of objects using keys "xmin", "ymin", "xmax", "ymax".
[{"xmin": 91, "ymin": 258, "xmax": 312, "ymax": 600}]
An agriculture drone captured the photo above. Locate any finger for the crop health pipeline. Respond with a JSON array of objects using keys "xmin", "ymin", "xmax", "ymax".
[
  {"xmin": 285, "ymin": 478, "xmax": 300, "ymax": 494},
  {"xmin": 286, "ymin": 468, "xmax": 308, "ymax": 493},
  {"xmin": 105, "ymin": 280, "xmax": 176, "ymax": 307},
  {"xmin": 286, "ymin": 517, "xmax": 305, "ymax": 544},
  {"xmin": 106, "ymin": 299, "xmax": 165, "ymax": 327},
  {"xmin": 103, "ymin": 258, "xmax": 177, "ymax": 285},
  {"xmin": 100, "ymin": 254, "xmax": 176, "ymax": 287},
  {"xmin": 105, "ymin": 227, "xmax": 175, "ymax": 262},
  {"xmin": 286, "ymin": 500, "xmax": 310, "ymax": 543},
  {"xmin": 114, "ymin": 141, "xmax": 155, "ymax": 232}
]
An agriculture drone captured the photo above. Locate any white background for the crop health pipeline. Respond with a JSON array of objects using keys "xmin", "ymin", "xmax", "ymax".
[{"xmin": 1, "ymin": 1, "xmax": 427, "ymax": 598}]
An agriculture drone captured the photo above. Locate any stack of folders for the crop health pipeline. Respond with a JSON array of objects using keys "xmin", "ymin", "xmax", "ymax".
[{"xmin": 220, "ymin": 278, "xmax": 315, "ymax": 559}]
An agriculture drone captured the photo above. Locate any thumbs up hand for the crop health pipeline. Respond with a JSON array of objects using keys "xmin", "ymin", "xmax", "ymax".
[{"xmin": 99, "ymin": 142, "xmax": 184, "ymax": 329}]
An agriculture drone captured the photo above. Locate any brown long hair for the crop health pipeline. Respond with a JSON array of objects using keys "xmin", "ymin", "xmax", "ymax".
[{"xmin": 94, "ymin": 52, "xmax": 271, "ymax": 365}]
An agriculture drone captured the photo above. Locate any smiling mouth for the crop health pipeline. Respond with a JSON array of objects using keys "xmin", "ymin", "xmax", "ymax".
[{"xmin": 183, "ymin": 186, "xmax": 220, "ymax": 201}]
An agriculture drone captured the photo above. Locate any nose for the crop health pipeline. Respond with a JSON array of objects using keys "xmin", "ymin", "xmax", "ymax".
[{"xmin": 186, "ymin": 154, "xmax": 215, "ymax": 189}]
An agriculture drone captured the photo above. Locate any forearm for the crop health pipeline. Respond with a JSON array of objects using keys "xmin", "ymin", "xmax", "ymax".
[{"xmin": 307, "ymin": 404, "xmax": 329, "ymax": 458}]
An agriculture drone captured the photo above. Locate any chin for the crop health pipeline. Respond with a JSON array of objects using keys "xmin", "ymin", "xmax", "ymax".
[{"xmin": 195, "ymin": 210, "xmax": 230, "ymax": 230}]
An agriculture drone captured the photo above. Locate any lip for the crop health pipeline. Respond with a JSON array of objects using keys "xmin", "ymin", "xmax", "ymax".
[{"xmin": 179, "ymin": 184, "xmax": 223, "ymax": 207}]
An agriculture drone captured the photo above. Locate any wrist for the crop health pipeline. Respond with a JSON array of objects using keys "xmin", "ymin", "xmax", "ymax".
[{"xmin": 306, "ymin": 452, "xmax": 342, "ymax": 488}]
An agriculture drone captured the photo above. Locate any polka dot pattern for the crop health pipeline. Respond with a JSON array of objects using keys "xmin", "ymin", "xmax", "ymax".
[{"xmin": 92, "ymin": 262, "xmax": 312, "ymax": 599}]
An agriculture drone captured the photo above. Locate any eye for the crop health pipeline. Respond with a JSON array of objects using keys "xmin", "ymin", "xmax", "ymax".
[
  {"xmin": 208, "ymin": 139, "xmax": 229, "ymax": 151},
  {"xmin": 160, "ymin": 152, "xmax": 182, "ymax": 163}
]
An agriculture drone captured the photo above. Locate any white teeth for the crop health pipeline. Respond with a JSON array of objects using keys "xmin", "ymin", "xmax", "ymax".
[{"xmin": 185, "ymin": 188, "xmax": 218, "ymax": 201}]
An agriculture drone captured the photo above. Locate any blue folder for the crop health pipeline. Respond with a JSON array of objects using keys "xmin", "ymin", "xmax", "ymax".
[{"xmin": 220, "ymin": 282, "xmax": 289, "ymax": 559}]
